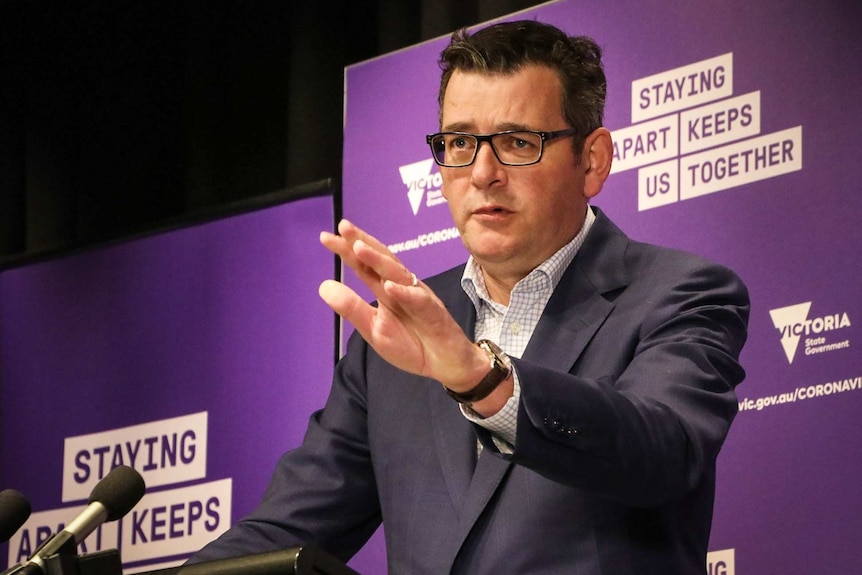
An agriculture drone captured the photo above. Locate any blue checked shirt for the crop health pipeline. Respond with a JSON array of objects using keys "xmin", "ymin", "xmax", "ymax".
[{"xmin": 459, "ymin": 206, "xmax": 596, "ymax": 452}]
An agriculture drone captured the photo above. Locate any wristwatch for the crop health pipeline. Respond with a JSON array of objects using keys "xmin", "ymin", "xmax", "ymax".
[{"xmin": 444, "ymin": 339, "xmax": 513, "ymax": 405}]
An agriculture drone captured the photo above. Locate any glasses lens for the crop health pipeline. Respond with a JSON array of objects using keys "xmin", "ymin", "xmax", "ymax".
[
  {"xmin": 491, "ymin": 132, "xmax": 543, "ymax": 165},
  {"xmin": 431, "ymin": 134, "xmax": 476, "ymax": 167}
]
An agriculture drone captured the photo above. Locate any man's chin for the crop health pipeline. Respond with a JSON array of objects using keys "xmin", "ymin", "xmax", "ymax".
[{"xmin": 467, "ymin": 242, "xmax": 520, "ymax": 267}]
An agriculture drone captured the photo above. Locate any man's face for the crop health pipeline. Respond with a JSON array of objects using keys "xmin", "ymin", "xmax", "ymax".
[{"xmin": 440, "ymin": 65, "xmax": 592, "ymax": 282}]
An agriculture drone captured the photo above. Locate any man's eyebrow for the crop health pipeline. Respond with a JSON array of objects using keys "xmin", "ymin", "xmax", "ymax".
[
  {"xmin": 497, "ymin": 122, "xmax": 533, "ymax": 132},
  {"xmin": 441, "ymin": 122, "xmax": 473, "ymax": 132},
  {"xmin": 441, "ymin": 122, "xmax": 533, "ymax": 133}
]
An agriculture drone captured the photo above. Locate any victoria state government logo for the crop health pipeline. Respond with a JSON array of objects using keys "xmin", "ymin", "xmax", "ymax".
[
  {"xmin": 398, "ymin": 159, "xmax": 447, "ymax": 215},
  {"xmin": 769, "ymin": 302, "xmax": 852, "ymax": 364}
]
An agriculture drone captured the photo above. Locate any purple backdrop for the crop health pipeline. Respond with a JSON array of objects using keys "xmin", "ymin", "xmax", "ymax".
[
  {"xmin": 2, "ymin": 1, "xmax": 859, "ymax": 573},
  {"xmin": 1, "ymin": 195, "xmax": 338, "ymax": 572},
  {"xmin": 343, "ymin": 0, "xmax": 862, "ymax": 573}
]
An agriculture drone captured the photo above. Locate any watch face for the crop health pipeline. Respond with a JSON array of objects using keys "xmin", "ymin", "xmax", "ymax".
[
  {"xmin": 479, "ymin": 339, "xmax": 512, "ymax": 371},
  {"xmin": 497, "ymin": 349, "xmax": 513, "ymax": 371}
]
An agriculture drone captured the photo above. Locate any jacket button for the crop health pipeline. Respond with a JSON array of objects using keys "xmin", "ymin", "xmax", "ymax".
[{"xmin": 544, "ymin": 417, "xmax": 561, "ymax": 431}]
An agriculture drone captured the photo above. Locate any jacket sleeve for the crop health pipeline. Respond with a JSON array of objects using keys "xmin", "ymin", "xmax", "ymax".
[
  {"xmin": 188, "ymin": 334, "xmax": 381, "ymax": 564},
  {"xmin": 488, "ymin": 258, "xmax": 749, "ymax": 508}
]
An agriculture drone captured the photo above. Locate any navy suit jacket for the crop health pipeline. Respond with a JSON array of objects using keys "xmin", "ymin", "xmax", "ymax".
[{"xmin": 191, "ymin": 208, "xmax": 749, "ymax": 574}]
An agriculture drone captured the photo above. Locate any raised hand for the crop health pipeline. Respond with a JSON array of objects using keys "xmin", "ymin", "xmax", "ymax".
[{"xmin": 318, "ymin": 219, "xmax": 487, "ymax": 393}]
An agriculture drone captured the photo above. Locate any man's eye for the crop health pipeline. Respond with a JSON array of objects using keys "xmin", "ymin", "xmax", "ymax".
[{"xmin": 499, "ymin": 134, "xmax": 536, "ymax": 151}]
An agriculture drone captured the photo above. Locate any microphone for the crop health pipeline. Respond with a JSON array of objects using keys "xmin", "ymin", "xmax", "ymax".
[
  {"xmin": 0, "ymin": 490, "xmax": 31, "ymax": 543},
  {"xmin": 7, "ymin": 465, "xmax": 145, "ymax": 574}
]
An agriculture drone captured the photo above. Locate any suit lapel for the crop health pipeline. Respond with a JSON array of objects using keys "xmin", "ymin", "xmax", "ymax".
[
  {"xmin": 523, "ymin": 208, "xmax": 630, "ymax": 369},
  {"xmin": 460, "ymin": 442, "xmax": 512, "ymax": 524},
  {"xmin": 521, "ymin": 264, "xmax": 614, "ymax": 369},
  {"xmin": 428, "ymin": 270, "xmax": 480, "ymax": 514},
  {"xmin": 429, "ymin": 383, "xmax": 476, "ymax": 513}
]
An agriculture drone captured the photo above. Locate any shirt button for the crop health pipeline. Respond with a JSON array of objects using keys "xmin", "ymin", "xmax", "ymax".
[{"xmin": 510, "ymin": 323, "xmax": 522, "ymax": 334}]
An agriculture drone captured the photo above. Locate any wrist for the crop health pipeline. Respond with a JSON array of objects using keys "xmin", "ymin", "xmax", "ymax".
[{"xmin": 444, "ymin": 340, "xmax": 513, "ymax": 405}]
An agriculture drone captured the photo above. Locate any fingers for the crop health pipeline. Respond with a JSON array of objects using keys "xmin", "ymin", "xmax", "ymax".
[
  {"xmin": 321, "ymin": 220, "xmax": 416, "ymax": 290},
  {"xmin": 318, "ymin": 224, "xmax": 471, "ymax": 383},
  {"xmin": 353, "ymin": 240, "xmax": 416, "ymax": 288},
  {"xmin": 337, "ymin": 219, "xmax": 396, "ymax": 260}
]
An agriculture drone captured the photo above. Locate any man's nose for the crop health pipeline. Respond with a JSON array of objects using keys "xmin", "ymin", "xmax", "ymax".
[{"xmin": 470, "ymin": 141, "xmax": 505, "ymax": 187}]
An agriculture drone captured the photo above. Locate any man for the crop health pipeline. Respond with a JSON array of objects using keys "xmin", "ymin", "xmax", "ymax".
[{"xmin": 191, "ymin": 20, "xmax": 749, "ymax": 574}]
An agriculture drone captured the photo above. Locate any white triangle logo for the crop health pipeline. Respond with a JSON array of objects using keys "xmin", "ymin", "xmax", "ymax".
[
  {"xmin": 398, "ymin": 159, "xmax": 435, "ymax": 216},
  {"xmin": 769, "ymin": 302, "xmax": 812, "ymax": 364}
]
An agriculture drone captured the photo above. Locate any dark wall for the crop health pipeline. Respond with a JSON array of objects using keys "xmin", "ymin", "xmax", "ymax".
[{"xmin": 0, "ymin": 0, "xmax": 543, "ymax": 262}]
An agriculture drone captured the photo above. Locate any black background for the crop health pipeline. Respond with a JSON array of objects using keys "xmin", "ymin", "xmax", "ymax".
[{"xmin": 0, "ymin": 0, "xmax": 543, "ymax": 264}]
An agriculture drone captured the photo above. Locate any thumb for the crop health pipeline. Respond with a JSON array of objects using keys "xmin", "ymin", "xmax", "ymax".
[{"xmin": 319, "ymin": 280, "xmax": 374, "ymax": 331}]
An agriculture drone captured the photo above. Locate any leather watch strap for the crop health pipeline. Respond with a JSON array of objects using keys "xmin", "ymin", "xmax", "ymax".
[{"xmin": 444, "ymin": 339, "xmax": 512, "ymax": 405}]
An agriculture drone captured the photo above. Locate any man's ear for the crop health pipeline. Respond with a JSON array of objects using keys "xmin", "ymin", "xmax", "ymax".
[{"xmin": 582, "ymin": 127, "xmax": 613, "ymax": 199}]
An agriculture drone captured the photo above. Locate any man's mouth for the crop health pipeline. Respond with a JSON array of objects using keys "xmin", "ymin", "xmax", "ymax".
[{"xmin": 473, "ymin": 205, "xmax": 512, "ymax": 215}]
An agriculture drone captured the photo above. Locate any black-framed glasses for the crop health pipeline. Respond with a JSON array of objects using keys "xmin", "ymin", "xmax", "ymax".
[{"xmin": 426, "ymin": 128, "xmax": 579, "ymax": 167}]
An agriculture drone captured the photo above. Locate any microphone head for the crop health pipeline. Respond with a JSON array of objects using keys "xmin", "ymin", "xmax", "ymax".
[
  {"xmin": 0, "ymin": 489, "xmax": 32, "ymax": 542},
  {"xmin": 88, "ymin": 466, "xmax": 146, "ymax": 521}
]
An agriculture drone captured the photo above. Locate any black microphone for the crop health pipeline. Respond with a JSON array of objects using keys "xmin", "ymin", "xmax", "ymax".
[
  {"xmin": 0, "ymin": 490, "xmax": 31, "ymax": 543},
  {"xmin": 7, "ymin": 465, "xmax": 145, "ymax": 574}
]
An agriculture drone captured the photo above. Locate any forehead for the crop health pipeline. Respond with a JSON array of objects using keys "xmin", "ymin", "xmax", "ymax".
[{"xmin": 441, "ymin": 65, "xmax": 565, "ymax": 130}]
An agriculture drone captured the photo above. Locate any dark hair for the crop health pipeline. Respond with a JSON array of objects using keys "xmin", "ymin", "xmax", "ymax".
[{"xmin": 438, "ymin": 20, "xmax": 606, "ymax": 154}]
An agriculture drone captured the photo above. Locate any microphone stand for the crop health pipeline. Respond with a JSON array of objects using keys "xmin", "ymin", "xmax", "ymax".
[
  {"xmin": 2, "ymin": 539, "xmax": 122, "ymax": 575},
  {"xmin": 41, "ymin": 549, "xmax": 122, "ymax": 575}
]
